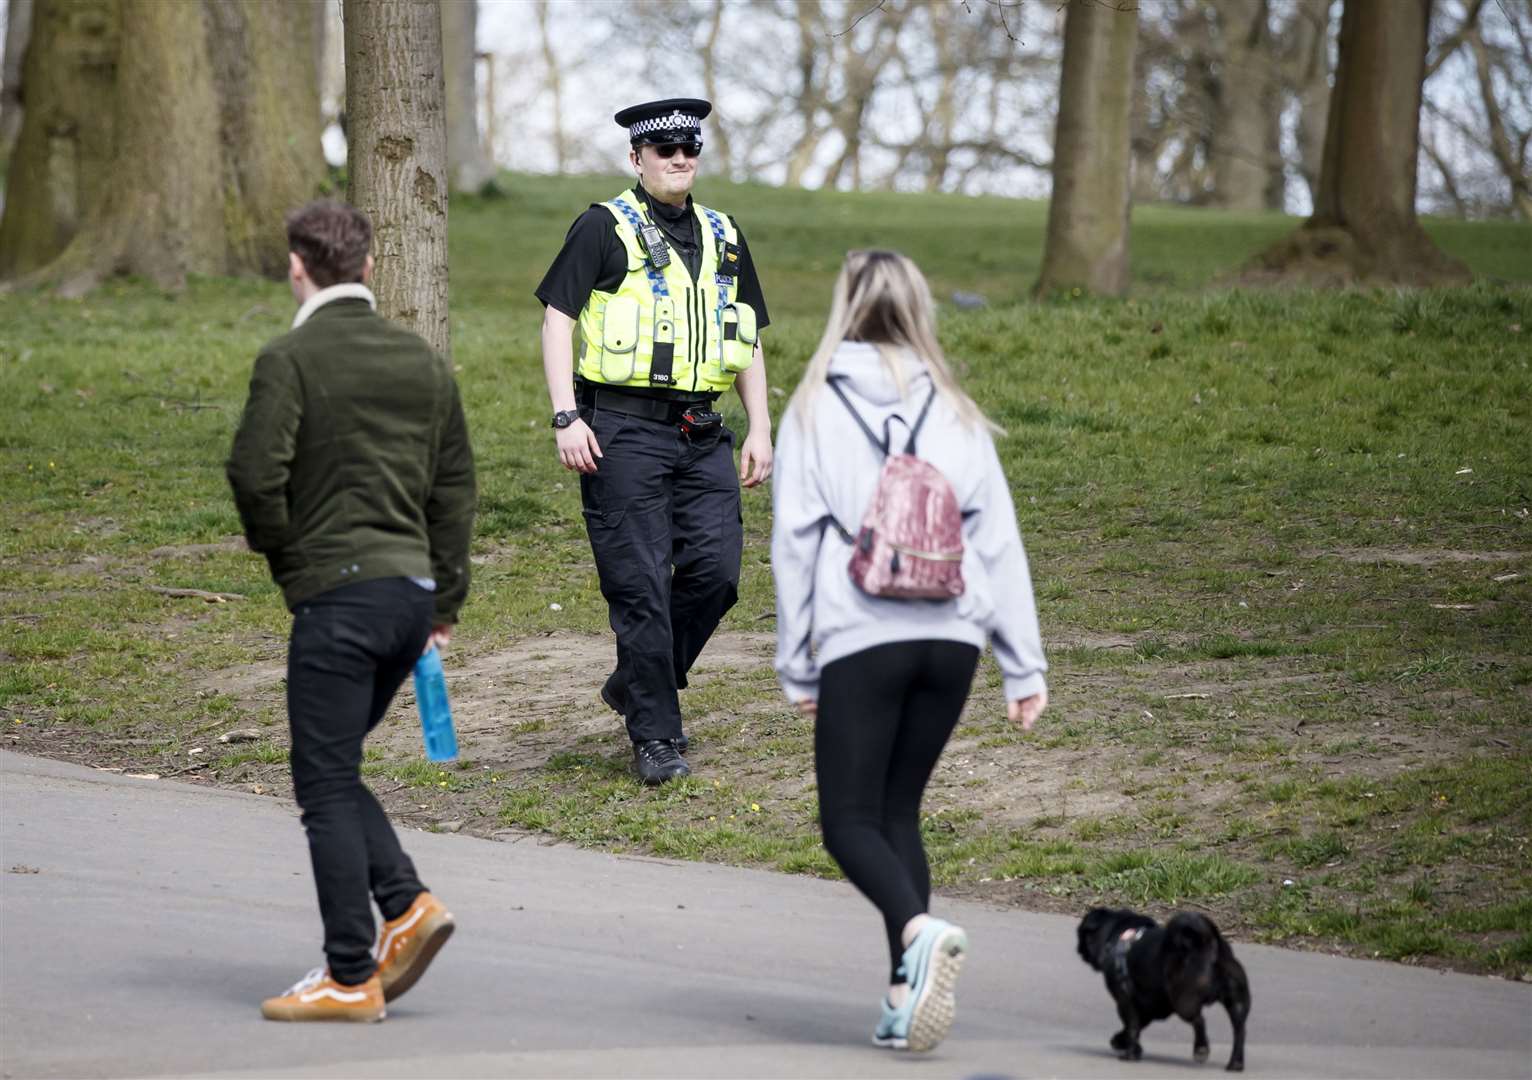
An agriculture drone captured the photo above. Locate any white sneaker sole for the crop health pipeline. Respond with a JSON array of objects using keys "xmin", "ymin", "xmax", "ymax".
[{"xmin": 906, "ymin": 925, "xmax": 967, "ymax": 1053}]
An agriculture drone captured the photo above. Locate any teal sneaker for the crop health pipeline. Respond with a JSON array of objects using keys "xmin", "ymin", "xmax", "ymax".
[
  {"xmin": 900, "ymin": 918, "xmax": 968, "ymax": 1052},
  {"xmin": 872, "ymin": 995, "xmax": 908, "ymax": 1049}
]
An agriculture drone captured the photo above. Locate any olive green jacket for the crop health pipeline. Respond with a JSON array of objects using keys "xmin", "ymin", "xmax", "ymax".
[{"xmin": 226, "ymin": 289, "xmax": 476, "ymax": 622}]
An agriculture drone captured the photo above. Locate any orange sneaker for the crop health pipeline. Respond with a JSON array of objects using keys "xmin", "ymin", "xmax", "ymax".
[
  {"xmin": 374, "ymin": 891, "xmax": 455, "ymax": 1001},
  {"xmin": 260, "ymin": 967, "xmax": 385, "ymax": 1023}
]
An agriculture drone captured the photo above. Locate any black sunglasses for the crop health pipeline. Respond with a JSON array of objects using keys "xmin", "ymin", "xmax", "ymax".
[{"xmin": 652, "ymin": 141, "xmax": 703, "ymax": 159}]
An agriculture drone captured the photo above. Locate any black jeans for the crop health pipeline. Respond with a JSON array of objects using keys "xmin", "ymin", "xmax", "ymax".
[
  {"xmin": 579, "ymin": 406, "xmax": 743, "ymax": 742},
  {"xmin": 287, "ymin": 577, "xmax": 433, "ymax": 985},
  {"xmin": 816, "ymin": 639, "xmax": 980, "ymax": 983}
]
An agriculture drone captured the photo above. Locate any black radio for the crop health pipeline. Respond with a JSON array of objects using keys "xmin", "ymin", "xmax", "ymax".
[
  {"xmin": 638, "ymin": 223, "xmax": 671, "ymax": 269},
  {"xmin": 678, "ymin": 408, "xmax": 723, "ymax": 437}
]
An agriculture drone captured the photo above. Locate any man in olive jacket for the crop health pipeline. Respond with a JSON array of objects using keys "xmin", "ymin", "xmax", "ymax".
[{"xmin": 227, "ymin": 200, "xmax": 476, "ymax": 1023}]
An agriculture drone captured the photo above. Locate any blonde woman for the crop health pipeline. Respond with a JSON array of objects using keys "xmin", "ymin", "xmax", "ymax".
[{"xmin": 772, "ymin": 250, "xmax": 1048, "ymax": 1052}]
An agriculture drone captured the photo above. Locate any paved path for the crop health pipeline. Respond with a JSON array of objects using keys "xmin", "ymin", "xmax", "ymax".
[{"xmin": 2, "ymin": 751, "xmax": 1528, "ymax": 1078}]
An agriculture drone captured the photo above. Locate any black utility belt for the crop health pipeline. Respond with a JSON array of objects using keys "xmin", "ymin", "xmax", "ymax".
[{"xmin": 579, "ymin": 386, "xmax": 722, "ymax": 430}]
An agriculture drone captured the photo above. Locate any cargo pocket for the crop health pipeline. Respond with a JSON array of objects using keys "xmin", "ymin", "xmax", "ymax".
[
  {"xmin": 599, "ymin": 295, "xmax": 641, "ymax": 383},
  {"xmin": 582, "ymin": 505, "xmax": 630, "ymax": 558},
  {"xmin": 720, "ymin": 301, "xmax": 757, "ymax": 373}
]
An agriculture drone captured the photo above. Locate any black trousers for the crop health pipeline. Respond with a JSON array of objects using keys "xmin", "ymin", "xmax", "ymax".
[
  {"xmin": 579, "ymin": 405, "xmax": 743, "ymax": 742},
  {"xmin": 815, "ymin": 639, "xmax": 980, "ymax": 982},
  {"xmin": 287, "ymin": 577, "xmax": 432, "ymax": 985}
]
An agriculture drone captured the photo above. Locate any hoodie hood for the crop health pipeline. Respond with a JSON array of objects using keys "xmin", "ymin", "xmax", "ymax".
[{"xmin": 827, "ymin": 341, "xmax": 931, "ymax": 407}]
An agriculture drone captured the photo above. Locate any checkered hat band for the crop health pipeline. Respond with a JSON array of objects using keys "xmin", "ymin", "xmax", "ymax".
[{"xmin": 630, "ymin": 112, "xmax": 701, "ymax": 138}]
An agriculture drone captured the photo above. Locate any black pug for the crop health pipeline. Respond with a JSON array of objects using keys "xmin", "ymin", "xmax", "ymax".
[{"xmin": 1076, "ymin": 907, "xmax": 1250, "ymax": 1071}]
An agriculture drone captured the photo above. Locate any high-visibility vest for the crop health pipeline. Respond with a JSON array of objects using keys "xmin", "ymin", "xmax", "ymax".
[{"xmin": 576, "ymin": 189, "xmax": 758, "ymax": 394}]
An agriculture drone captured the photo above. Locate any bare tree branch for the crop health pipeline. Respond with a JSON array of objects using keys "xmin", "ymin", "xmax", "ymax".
[
  {"xmin": 833, "ymin": 0, "xmax": 888, "ymax": 38},
  {"xmin": 1426, "ymin": 0, "xmax": 1488, "ymax": 78}
]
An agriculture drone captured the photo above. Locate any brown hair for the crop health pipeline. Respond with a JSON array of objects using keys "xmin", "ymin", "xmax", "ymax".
[{"xmin": 285, "ymin": 199, "xmax": 372, "ymax": 288}]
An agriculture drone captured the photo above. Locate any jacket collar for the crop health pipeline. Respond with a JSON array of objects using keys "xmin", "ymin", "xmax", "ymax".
[
  {"xmin": 292, "ymin": 283, "xmax": 377, "ymax": 329},
  {"xmin": 632, "ymin": 183, "xmax": 693, "ymax": 223}
]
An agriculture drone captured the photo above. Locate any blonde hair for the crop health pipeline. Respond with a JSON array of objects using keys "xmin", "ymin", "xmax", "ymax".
[{"xmin": 789, "ymin": 249, "xmax": 999, "ymax": 433}]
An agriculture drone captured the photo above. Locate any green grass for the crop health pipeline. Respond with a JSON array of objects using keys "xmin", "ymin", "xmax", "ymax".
[{"xmin": 2, "ymin": 172, "xmax": 1530, "ymax": 976}]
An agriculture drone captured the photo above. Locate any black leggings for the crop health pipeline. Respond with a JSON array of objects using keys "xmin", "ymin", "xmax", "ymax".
[{"xmin": 815, "ymin": 639, "xmax": 980, "ymax": 982}]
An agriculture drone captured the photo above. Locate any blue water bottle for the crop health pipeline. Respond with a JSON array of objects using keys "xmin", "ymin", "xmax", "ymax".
[{"xmin": 413, "ymin": 646, "xmax": 458, "ymax": 763}]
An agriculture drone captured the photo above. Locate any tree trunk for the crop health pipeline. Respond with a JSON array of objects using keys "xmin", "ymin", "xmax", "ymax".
[
  {"xmin": 344, "ymin": 0, "xmax": 450, "ymax": 359},
  {"xmin": 207, "ymin": 0, "xmax": 326, "ymax": 276},
  {"xmin": 1036, "ymin": 0, "xmax": 1139, "ymax": 296},
  {"xmin": 0, "ymin": 0, "xmax": 118, "ymax": 279},
  {"xmin": 1248, "ymin": 0, "xmax": 1470, "ymax": 285},
  {"xmin": 1209, "ymin": 0, "xmax": 1271, "ymax": 211},
  {"xmin": 1290, "ymin": 0, "xmax": 1332, "ymax": 209},
  {"xmin": 319, "ymin": 0, "xmax": 345, "ymax": 132},
  {"xmin": 442, "ymin": 0, "xmax": 494, "ymax": 193},
  {"xmin": 0, "ymin": 0, "xmax": 323, "ymax": 292},
  {"xmin": 534, "ymin": 0, "xmax": 566, "ymax": 175},
  {"xmin": 1, "ymin": 0, "xmax": 35, "ymax": 159},
  {"xmin": 700, "ymin": 0, "xmax": 733, "ymax": 180},
  {"xmin": 1467, "ymin": 25, "xmax": 1532, "ymax": 221},
  {"xmin": 924, "ymin": 1, "xmax": 958, "ymax": 193},
  {"xmin": 1263, "ymin": 81, "xmax": 1287, "ymax": 210},
  {"xmin": 785, "ymin": 0, "xmax": 825, "ymax": 188}
]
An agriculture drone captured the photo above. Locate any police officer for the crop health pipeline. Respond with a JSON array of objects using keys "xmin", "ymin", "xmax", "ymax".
[{"xmin": 536, "ymin": 98, "xmax": 773, "ymax": 785}]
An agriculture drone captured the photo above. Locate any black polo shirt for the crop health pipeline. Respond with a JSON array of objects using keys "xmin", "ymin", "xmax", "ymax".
[{"xmin": 536, "ymin": 185, "xmax": 771, "ymax": 340}]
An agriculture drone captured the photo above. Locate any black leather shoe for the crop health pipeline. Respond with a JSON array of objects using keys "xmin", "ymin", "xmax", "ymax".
[
  {"xmin": 633, "ymin": 739, "xmax": 690, "ymax": 785},
  {"xmin": 600, "ymin": 671, "xmax": 628, "ymax": 716},
  {"xmin": 603, "ymin": 674, "xmax": 688, "ymax": 755}
]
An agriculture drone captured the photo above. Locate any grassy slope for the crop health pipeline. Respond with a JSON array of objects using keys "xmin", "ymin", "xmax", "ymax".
[{"xmin": 2, "ymin": 174, "xmax": 1529, "ymax": 974}]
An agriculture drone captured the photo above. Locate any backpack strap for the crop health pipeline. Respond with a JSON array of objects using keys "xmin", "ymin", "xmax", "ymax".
[
  {"xmin": 903, "ymin": 384, "xmax": 939, "ymax": 456},
  {"xmin": 828, "ymin": 377, "xmax": 889, "ymax": 456},
  {"xmin": 829, "ymin": 377, "xmax": 941, "ymax": 457}
]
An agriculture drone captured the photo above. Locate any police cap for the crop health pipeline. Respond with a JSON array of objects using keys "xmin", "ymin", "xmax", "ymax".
[{"xmin": 615, "ymin": 98, "xmax": 712, "ymax": 146}]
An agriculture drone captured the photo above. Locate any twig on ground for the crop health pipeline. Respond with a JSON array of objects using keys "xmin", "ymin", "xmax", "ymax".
[{"xmin": 148, "ymin": 586, "xmax": 246, "ymax": 603}]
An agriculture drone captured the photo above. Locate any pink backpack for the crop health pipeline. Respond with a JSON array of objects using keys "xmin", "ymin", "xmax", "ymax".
[{"xmin": 829, "ymin": 379, "xmax": 965, "ymax": 600}]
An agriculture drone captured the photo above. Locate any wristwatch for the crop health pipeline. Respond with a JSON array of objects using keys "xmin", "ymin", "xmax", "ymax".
[{"xmin": 551, "ymin": 409, "xmax": 580, "ymax": 429}]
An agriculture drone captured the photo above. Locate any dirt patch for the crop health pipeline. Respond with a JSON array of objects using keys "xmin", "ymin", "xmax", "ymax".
[
  {"xmin": 186, "ymin": 629, "xmax": 779, "ymax": 774},
  {"xmin": 39, "ymin": 630, "xmax": 1504, "ymax": 831},
  {"xmin": 1321, "ymin": 548, "xmax": 1528, "ymax": 568},
  {"xmin": 148, "ymin": 536, "xmax": 247, "ymax": 559}
]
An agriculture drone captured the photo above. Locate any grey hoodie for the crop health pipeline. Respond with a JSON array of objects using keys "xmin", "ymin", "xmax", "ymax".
[{"xmin": 771, "ymin": 341, "xmax": 1048, "ymax": 703}]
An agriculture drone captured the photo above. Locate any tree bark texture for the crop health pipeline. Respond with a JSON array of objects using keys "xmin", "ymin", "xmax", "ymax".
[
  {"xmin": 1209, "ymin": 0, "xmax": 1272, "ymax": 211},
  {"xmin": 1249, "ymin": 0, "xmax": 1470, "ymax": 284},
  {"xmin": 442, "ymin": 0, "xmax": 494, "ymax": 193},
  {"xmin": 344, "ymin": 0, "xmax": 450, "ymax": 359},
  {"xmin": 0, "ymin": 0, "xmax": 323, "ymax": 292},
  {"xmin": 207, "ymin": 0, "xmax": 327, "ymax": 276},
  {"xmin": 1, "ymin": 0, "xmax": 34, "ymax": 158},
  {"xmin": 1037, "ymin": 0, "xmax": 1139, "ymax": 296},
  {"xmin": 0, "ymin": 0, "xmax": 117, "ymax": 279}
]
